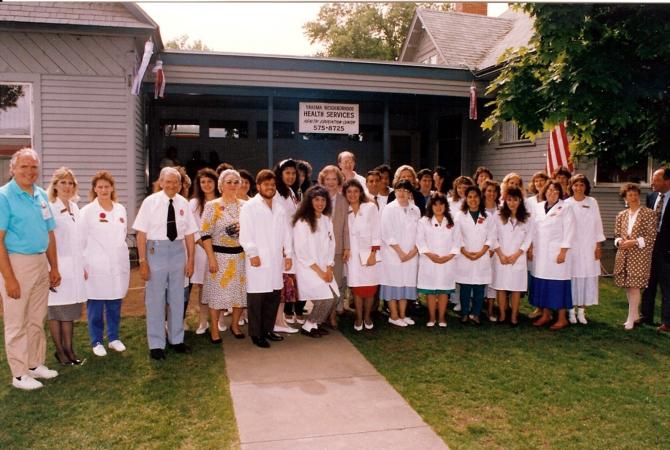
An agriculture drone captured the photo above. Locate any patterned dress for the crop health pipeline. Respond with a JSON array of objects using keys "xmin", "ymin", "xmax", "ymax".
[
  {"xmin": 613, "ymin": 207, "xmax": 657, "ymax": 289},
  {"xmin": 201, "ymin": 198, "xmax": 246, "ymax": 309}
]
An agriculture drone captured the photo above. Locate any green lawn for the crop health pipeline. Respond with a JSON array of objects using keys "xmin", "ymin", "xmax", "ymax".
[
  {"xmin": 340, "ymin": 278, "xmax": 670, "ymax": 449},
  {"xmin": 0, "ymin": 316, "xmax": 239, "ymax": 450}
]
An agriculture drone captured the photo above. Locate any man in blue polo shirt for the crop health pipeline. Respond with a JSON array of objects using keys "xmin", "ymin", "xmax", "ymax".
[{"xmin": 0, "ymin": 148, "xmax": 61, "ymax": 390}]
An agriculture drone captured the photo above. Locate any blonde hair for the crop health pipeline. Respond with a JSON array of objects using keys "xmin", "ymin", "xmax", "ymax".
[
  {"xmin": 392, "ymin": 165, "xmax": 417, "ymax": 186},
  {"xmin": 501, "ymin": 172, "xmax": 524, "ymax": 197},
  {"xmin": 318, "ymin": 165, "xmax": 344, "ymax": 187},
  {"xmin": 47, "ymin": 167, "xmax": 78, "ymax": 202},
  {"xmin": 89, "ymin": 171, "xmax": 117, "ymax": 202}
]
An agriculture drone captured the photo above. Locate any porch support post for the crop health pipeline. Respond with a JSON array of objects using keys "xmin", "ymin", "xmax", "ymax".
[
  {"xmin": 267, "ymin": 95, "xmax": 274, "ymax": 168},
  {"xmin": 383, "ymin": 97, "xmax": 390, "ymax": 165}
]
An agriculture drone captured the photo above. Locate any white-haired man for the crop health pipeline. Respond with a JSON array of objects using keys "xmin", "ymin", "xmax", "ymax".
[
  {"xmin": 0, "ymin": 148, "xmax": 61, "ymax": 390},
  {"xmin": 133, "ymin": 167, "xmax": 197, "ymax": 360}
]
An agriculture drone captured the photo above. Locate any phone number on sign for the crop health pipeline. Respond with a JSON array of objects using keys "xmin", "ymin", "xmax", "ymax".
[{"xmin": 312, "ymin": 125, "xmax": 345, "ymax": 132}]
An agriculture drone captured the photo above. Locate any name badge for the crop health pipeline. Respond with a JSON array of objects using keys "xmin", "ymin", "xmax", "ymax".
[{"xmin": 41, "ymin": 200, "xmax": 51, "ymax": 220}]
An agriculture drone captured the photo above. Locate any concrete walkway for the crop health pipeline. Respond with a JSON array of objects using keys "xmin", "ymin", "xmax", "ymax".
[{"xmin": 222, "ymin": 328, "xmax": 448, "ymax": 450}]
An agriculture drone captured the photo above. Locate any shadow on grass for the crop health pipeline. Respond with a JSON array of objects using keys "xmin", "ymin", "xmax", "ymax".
[
  {"xmin": 0, "ymin": 317, "xmax": 239, "ymax": 450},
  {"xmin": 341, "ymin": 279, "xmax": 670, "ymax": 449}
]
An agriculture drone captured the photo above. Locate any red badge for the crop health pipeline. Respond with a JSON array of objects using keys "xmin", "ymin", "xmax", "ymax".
[
  {"xmin": 477, "ymin": 217, "xmax": 484, "ymax": 224},
  {"xmin": 180, "ymin": 209, "xmax": 184, "ymax": 216},
  {"xmin": 447, "ymin": 224, "xmax": 454, "ymax": 229},
  {"xmin": 120, "ymin": 217, "xmax": 125, "ymax": 223},
  {"xmin": 99, "ymin": 212, "xmax": 106, "ymax": 219}
]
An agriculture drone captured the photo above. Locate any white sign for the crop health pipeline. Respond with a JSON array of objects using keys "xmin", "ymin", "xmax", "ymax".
[{"xmin": 299, "ymin": 102, "xmax": 359, "ymax": 134}]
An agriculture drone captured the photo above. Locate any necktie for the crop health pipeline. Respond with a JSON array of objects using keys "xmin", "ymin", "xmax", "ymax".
[
  {"xmin": 373, "ymin": 195, "xmax": 379, "ymax": 208},
  {"xmin": 657, "ymin": 193, "xmax": 665, "ymax": 231},
  {"xmin": 167, "ymin": 199, "xmax": 177, "ymax": 241}
]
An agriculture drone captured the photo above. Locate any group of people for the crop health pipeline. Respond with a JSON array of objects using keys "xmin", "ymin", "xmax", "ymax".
[{"xmin": 1, "ymin": 146, "xmax": 669, "ymax": 389}]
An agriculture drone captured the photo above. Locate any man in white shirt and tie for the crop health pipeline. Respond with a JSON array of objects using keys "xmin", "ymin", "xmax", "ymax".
[{"xmin": 133, "ymin": 167, "xmax": 197, "ymax": 359}]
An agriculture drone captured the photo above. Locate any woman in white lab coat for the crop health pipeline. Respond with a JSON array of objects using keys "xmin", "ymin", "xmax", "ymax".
[
  {"xmin": 491, "ymin": 187, "xmax": 534, "ymax": 326},
  {"xmin": 525, "ymin": 171, "xmax": 549, "ymax": 319},
  {"xmin": 46, "ymin": 168, "xmax": 87, "ymax": 365},
  {"xmin": 447, "ymin": 175, "xmax": 474, "ymax": 312},
  {"xmin": 380, "ymin": 179, "xmax": 421, "ymax": 327},
  {"xmin": 188, "ymin": 168, "xmax": 219, "ymax": 335},
  {"xmin": 455, "ymin": 186, "xmax": 495, "ymax": 325},
  {"xmin": 482, "ymin": 179, "xmax": 501, "ymax": 322},
  {"xmin": 344, "ymin": 179, "xmax": 381, "ymax": 331},
  {"xmin": 292, "ymin": 185, "xmax": 339, "ymax": 337},
  {"xmin": 528, "ymin": 181, "xmax": 576, "ymax": 330},
  {"xmin": 80, "ymin": 171, "xmax": 130, "ymax": 356},
  {"xmin": 565, "ymin": 174, "xmax": 605, "ymax": 325},
  {"xmin": 416, "ymin": 192, "xmax": 460, "ymax": 327}
]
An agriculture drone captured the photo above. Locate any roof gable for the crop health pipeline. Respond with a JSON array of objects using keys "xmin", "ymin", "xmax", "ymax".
[{"xmin": 0, "ymin": 2, "xmax": 155, "ymax": 29}]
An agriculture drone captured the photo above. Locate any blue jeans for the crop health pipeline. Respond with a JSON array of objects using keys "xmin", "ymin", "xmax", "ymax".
[
  {"xmin": 459, "ymin": 284, "xmax": 485, "ymax": 318},
  {"xmin": 87, "ymin": 299, "xmax": 122, "ymax": 346}
]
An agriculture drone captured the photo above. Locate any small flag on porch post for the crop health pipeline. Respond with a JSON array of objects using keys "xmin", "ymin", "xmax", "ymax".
[
  {"xmin": 131, "ymin": 40, "xmax": 154, "ymax": 96},
  {"xmin": 153, "ymin": 60, "xmax": 165, "ymax": 99},
  {"xmin": 546, "ymin": 122, "xmax": 573, "ymax": 174},
  {"xmin": 469, "ymin": 85, "xmax": 477, "ymax": 120}
]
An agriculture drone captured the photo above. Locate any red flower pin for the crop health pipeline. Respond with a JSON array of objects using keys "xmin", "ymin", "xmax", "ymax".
[
  {"xmin": 119, "ymin": 217, "xmax": 125, "ymax": 223},
  {"xmin": 477, "ymin": 217, "xmax": 484, "ymax": 224},
  {"xmin": 99, "ymin": 212, "xmax": 106, "ymax": 219},
  {"xmin": 447, "ymin": 224, "xmax": 454, "ymax": 229},
  {"xmin": 180, "ymin": 209, "xmax": 184, "ymax": 216}
]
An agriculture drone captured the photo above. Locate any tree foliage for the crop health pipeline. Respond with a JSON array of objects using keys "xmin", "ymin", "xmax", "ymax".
[
  {"xmin": 165, "ymin": 34, "xmax": 211, "ymax": 51},
  {"xmin": 0, "ymin": 85, "xmax": 24, "ymax": 111},
  {"xmin": 483, "ymin": 4, "xmax": 670, "ymax": 166},
  {"xmin": 304, "ymin": 3, "xmax": 450, "ymax": 61}
]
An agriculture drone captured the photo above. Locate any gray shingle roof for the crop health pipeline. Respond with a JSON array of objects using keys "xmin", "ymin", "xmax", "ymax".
[
  {"xmin": 0, "ymin": 2, "xmax": 155, "ymax": 29},
  {"xmin": 404, "ymin": 8, "xmax": 534, "ymax": 71}
]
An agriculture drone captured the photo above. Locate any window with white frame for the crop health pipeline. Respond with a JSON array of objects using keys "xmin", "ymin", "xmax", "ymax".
[
  {"xmin": 499, "ymin": 120, "xmax": 529, "ymax": 144},
  {"xmin": 421, "ymin": 54, "xmax": 438, "ymax": 65},
  {"xmin": 595, "ymin": 157, "xmax": 652, "ymax": 184},
  {"xmin": 0, "ymin": 83, "xmax": 32, "ymax": 185}
]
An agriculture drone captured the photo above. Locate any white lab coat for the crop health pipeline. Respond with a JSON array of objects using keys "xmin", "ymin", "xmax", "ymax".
[
  {"xmin": 416, "ymin": 215, "xmax": 460, "ymax": 290},
  {"xmin": 564, "ymin": 196, "xmax": 605, "ymax": 278},
  {"xmin": 346, "ymin": 202, "xmax": 381, "ymax": 287},
  {"xmin": 188, "ymin": 198, "xmax": 207, "ymax": 285},
  {"xmin": 239, "ymin": 194, "xmax": 292, "ymax": 293},
  {"xmin": 48, "ymin": 198, "xmax": 86, "ymax": 306},
  {"xmin": 274, "ymin": 191, "xmax": 299, "ymax": 275},
  {"xmin": 531, "ymin": 200, "xmax": 576, "ymax": 281},
  {"xmin": 491, "ymin": 212, "xmax": 534, "ymax": 291},
  {"xmin": 80, "ymin": 199, "xmax": 130, "ymax": 300},
  {"xmin": 380, "ymin": 200, "xmax": 420, "ymax": 287},
  {"xmin": 293, "ymin": 215, "xmax": 339, "ymax": 300},
  {"xmin": 455, "ymin": 210, "xmax": 496, "ymax": 285}
]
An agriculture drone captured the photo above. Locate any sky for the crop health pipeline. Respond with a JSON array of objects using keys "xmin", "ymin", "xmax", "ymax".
[{"xmin": 137, "ymin": 2, "xmax": 510, "ymax": 56}]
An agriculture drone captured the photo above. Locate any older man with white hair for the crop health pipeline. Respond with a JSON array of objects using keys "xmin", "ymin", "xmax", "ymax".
[
  {"xmin": 133, "ymin": 167, "xmax": 197, "ymax": 360},
  {"xmin": 0, "ymin": 148, "xmax": 61, "ymax": 390}
]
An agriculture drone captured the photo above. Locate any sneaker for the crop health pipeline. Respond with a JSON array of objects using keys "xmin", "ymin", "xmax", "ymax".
[
  {"xmin": 388, "ymin": 318, "xmax": 408, "ymax": 327},
  {"xmin": 108, "ymin": 340, "xmax": 126, "ymax": 352},
  {"xmin": 28, "ymin": 365, "xmax": 58, "ymax": 380},
  {"xmin": 195, "ymin": 323, "xmax": 209, "ymax": 335},
  {"xmin": 402, "ymin": 317, "xmax": 415, "ymax": 325},
  {"xmin": 12, "ymin": 375, "xmax": 43, "ymax": 390},
  {"xmin": 273, "ymin": 325, "xmax": 299, "ymax": 334},
  {"xmin": 364, "ymin": 320, "xmax": 374, "ymax": 330},
  {"xmin": 426, "ymin": 321, "xmax": 436, "ymax": 327},
  {"xmin": 92, "ymin": 344, "xmax": 107, "ymax": 357},
  {"xmin": 438, "ymin": 322, "xmax": 448, "ymax": 328}
]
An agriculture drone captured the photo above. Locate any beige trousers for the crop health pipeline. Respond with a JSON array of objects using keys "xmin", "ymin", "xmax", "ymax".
[{"xmin": 0, "ymin": 253, "xmax": 49, "ymax": 377}]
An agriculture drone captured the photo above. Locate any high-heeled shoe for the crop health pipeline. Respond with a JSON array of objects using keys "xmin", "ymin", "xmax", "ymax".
[
  {"xmin": 55, "ymin": 352, "xmax": 74, "ymax": 366},
  {"xmin": 230, "ymin": 329, "xmax": 245, "ymax": 339},
  {"xmin": 210, "ymin": 336, "xmax": 222, "ymax": 344}
]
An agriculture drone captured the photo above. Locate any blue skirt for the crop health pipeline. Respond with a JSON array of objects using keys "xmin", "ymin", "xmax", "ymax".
[
  {"xmin": 380, "ymin": 285, "xmax": 417, "ymax": 301},
  {"xmin": 530, "ymin": 277, "xmax": 572, "ymax": 310}
]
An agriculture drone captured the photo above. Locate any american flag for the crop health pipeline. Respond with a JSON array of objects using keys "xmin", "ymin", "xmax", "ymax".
[{"xmin": 546, "ymin": 122, "xmax": 573, "ymax": 174}]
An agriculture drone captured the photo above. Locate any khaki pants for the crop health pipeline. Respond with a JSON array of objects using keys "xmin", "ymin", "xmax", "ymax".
[{"xmin": 0, "ymin": 253, "xmax": 49, "ymax": 377}]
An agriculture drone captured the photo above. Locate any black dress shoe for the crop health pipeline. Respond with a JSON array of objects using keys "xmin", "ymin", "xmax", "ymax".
[
  {"xmin": 55, "ymin": 352, "xmax": 74, "ymax": 366},
  {"xmin": 315, "ymin": 327, "xmax": 329, "ymax": 336},
  {"xmin": 169, "ymin": 343, "xmax": 192, "ymax": 354},
  {"xmin": 150, "ymin": 348, "xmax": 166, "ymax": 360},
  {"xmin": 210, "ymin": 336, "xmax": 222, "ymax": 344},
  {"xmin": 252, "ymin": 336, "xmax": 271, "ymax": 348},
  {"xmin": 266, "ymin": 332, "xmax": 284, "ymax": 341},
  {"xmin": 300, "ymin": 328, "xmax": 321, "ymax": 338},
  {"xmin": 230, "ymin": 329, "xmax": 245, "ymax": 339}
]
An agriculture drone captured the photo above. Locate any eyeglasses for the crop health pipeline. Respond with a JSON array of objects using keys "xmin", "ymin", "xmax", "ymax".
[{"xmin": 224, "ymin": 180, "xmax": 240, "ymax": 185}]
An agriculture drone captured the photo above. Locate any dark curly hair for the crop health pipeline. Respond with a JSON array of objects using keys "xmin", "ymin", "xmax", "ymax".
[
  {"xmin": 292, "ymin": 185, "xmax": 333, "ymax": 232},
  {"xmin": 274, "ymin": 158, "xmax": 300, "ymax": 199},
  {"xmin": 425, "ymin": 192, "xmax": 454, "ymax": 227},
  {"xmin": 460, "ymin": 185, "xmax": 487, "ymax": 217},
  {"xmin": 499, "ymin": 187, "xmax": 529, "ymax": 224}
]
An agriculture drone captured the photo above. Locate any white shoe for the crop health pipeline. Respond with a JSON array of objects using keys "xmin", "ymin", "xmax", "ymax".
[
  {"xmin": 285, "ymin": 315, "xmax": 296, "ymax": 324},
  {"xmin": 195, "ymin": 323, "xmax": 209, "ymax": 335},
  {"xmin": 92, "ymin": 343, "xmax": 107, "ymax": 357},
  {"xmin": 403, "ymin": 317, "xmax": 415, "ymax": 325},
  {"xmin": 274, "ymin": 325, "xmax": 299, "ymax": 334},
  {"xmin": 218, "ymin": 322, "xmax": 227, "ymax": 332},
  {"xmin": 354, "ymin": 322, "xmax": 363, "ymax": 331},
  {"xmin": 438, "ymin": 322, "xmax": 448, "ymax": 328},
  {"xmin": 108, "ymin": 340, "xmax": 126, "ymax": 352},
  {"xmin": 364, "ymin": 320, "xmax": 374, "ymax": 330},
  {"xmin": 426, "ymin": 321, "xmax": 435, "ymax": 327},
  {"xmin": 223, "ymin": 310, "xmax": 231, "ymax": 316},
  {"xmin": 577, "ymin": 309, "xmax": 588, "ymax": 325},
  {"xmin": 624, "ymin": 321, "xmax": 634, "ymax": 331},
  {"xmin": 295, "ymin": 317, "xmax": 306, "ymax": 325},
  {"xmin": 388, "ymin": 318, "xmax": 407, "ymax": 327},
  {"xmin": 238, "ymin": 319, "xmax": 246, "ymax": 327},
  {"xmin": 183, "ymin": 321, "xmax": 190, "ymax": 331},
  {"xmin": 489, "ymin": 315, "xmax": 498, "ymax": 323},
  {"xmin": 28, "ymin": 365, "xmax": 58, "ymax": 380},
  {"xmin": 568, "ymin": 308, "xmax": 577, "ymax": 324},
  {"xmin": 12, "ymin": 375, "xmax": 43, "ymax": 390},
  {"xmin": 453, "ymin": 303, "xmax": 462, "ymax": 312}
]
